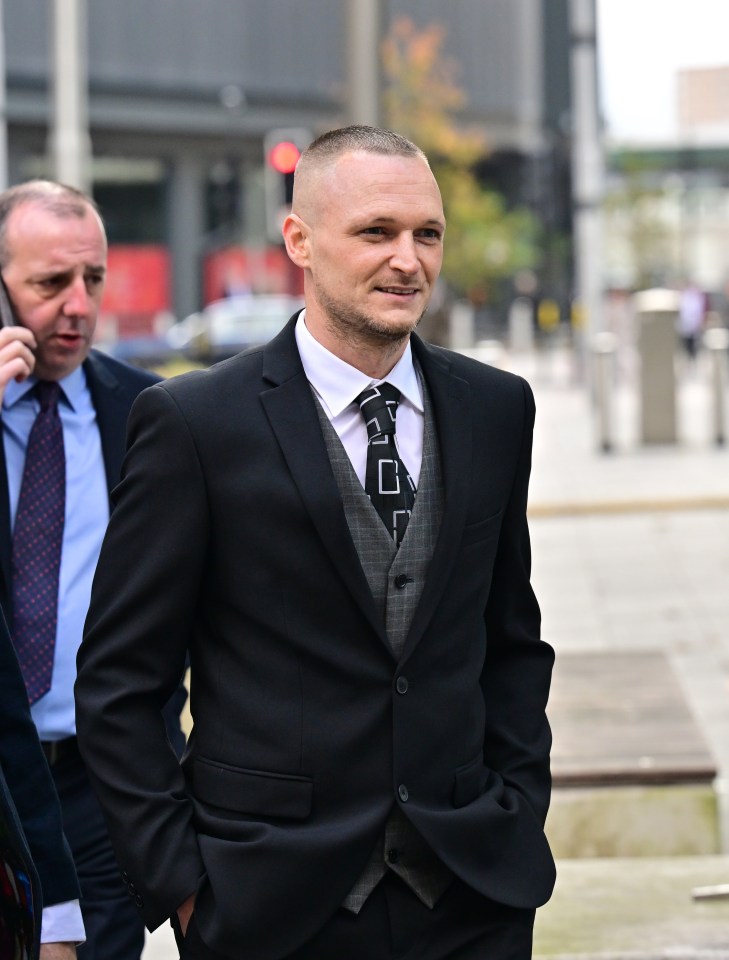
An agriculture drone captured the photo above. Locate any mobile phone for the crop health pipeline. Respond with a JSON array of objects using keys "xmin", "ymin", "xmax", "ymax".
[{"xmin": 0, "ymin": 275, "xmax": 17, "ymax": 327}]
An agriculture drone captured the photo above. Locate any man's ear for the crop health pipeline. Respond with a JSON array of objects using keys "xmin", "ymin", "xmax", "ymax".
[{"xmin": 282, "ymin": 214, "xmax": 310, "ymax": 269}]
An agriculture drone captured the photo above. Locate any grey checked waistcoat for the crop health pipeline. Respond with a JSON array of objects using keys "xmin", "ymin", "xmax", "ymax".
[{"xmin": 313, "ymin": 375, "xmax": 453, "ymax": 913}]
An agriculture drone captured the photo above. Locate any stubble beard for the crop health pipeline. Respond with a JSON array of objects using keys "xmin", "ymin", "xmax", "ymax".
[{"xmin": 315, "ymin": 284, "xmax": 427, "ymax": 353}]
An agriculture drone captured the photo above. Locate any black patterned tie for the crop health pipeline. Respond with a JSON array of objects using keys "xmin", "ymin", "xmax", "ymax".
[
  {"xmin": 356, "ymin": 383, "xmax": 416, "ymax": 547},
  {"xmin": 11, "ymin": 381, "xmax": 66, "ymax": 704}
]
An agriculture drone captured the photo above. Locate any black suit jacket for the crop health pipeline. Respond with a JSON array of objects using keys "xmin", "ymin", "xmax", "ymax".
[
  {"xmin": 76, "ymin": 317, "xmax": 555, "ymax": 960},
  {"xmin": 0, "ymin": 608, "xmax": 78, "ymax": 957}
]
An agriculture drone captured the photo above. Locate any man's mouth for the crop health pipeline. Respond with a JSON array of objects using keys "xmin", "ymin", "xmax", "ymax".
[
  {"xmin": 376, "ymin": 286, "xmax": 418, "ymax": 297},
  {"xmin": 56, "ymin": 331, "xmax": 85, "ymax": 345}
]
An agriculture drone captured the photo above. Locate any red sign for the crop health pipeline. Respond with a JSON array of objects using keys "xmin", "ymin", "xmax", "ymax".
[
  {"xmin": 100, "ymin": 245, "xmax": 171, "ymax": 337},
  {"xmin": 203, "ymin": 246, "xmax": 303, "ymax": 304}
]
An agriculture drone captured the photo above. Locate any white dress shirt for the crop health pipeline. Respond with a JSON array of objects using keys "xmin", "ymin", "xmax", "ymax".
[{"xmin": 294, "ymin": 311, "xmax": 424, "ymax": 485}]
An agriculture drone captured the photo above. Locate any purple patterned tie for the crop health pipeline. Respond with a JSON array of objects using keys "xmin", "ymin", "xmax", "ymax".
[
  {"xmin": 356, "ymin": 383, "xmax": 416, "ymax": 547},
  {"xmin": 11, "ymin": 381, "xmax": 66, "ymax": 704}
]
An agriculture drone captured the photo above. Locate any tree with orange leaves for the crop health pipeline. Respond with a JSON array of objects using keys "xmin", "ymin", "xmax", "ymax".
[{"xmin": 382, "ymin": 17, "xmax": 538, "ymax": 302}]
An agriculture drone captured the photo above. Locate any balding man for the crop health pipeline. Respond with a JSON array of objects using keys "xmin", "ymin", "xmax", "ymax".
[
  {"xmin": 0, "ymin": 180, "xmax": 186, "ymax": 960},
  {"xmin": 75, "ymin": 126, "xmax": 555, "ymax": 960}
]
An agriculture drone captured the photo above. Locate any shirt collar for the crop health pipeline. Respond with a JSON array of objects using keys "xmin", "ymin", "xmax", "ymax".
[
  {"xmin": 3, "ymin": 363, "xmax": 86, "ymax": 413},
  {"xmin": 295, "ymin": 310, "xmax": 423, "ymax": 418}
]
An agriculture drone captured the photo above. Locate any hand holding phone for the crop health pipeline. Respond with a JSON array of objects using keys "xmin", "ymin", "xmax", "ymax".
[
  {"xmin": 0, "ymin": 276, "xmax": 36, "ymax": 399},
  {"xmin": 0, "ymin": 275, "xmax": 16, "ymax": 328}
]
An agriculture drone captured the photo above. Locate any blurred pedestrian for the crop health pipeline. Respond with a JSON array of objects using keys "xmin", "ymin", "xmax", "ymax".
[
  {"xmin": 0, "ymin": 180, "xmax": 187, "ymax": 960},
  {"xmin": 678, "ymin": 282, "xmax": 706, "ymax": 360},
  {"xmin": 76, "ymin": 126, "xmax": 555, "ymax": 960}
]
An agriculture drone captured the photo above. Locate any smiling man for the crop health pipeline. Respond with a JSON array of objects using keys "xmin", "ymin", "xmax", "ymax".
[
  {"xmin": 0, "ymin": 180, "xmax": 186, "ymax": 960},
  {"xmin": 75, "ymin": 126, "xmax": 555, "ymax": 960}
]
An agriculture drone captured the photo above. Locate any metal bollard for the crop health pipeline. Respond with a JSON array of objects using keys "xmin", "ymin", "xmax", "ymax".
[
  {"xmin": 703, "ymin": 327, "xmax": 729, "ymax": 446},
  {"xmin": 592, "ymin": 331, "xmax": 616, "ymax": 453}
]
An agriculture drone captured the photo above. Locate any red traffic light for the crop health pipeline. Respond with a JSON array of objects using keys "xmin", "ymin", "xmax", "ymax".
[{"xmin": 267, "ymin": 140, "xmax": 301, "ymax": 174}]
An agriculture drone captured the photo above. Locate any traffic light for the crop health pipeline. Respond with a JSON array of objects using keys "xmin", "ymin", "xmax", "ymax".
[{"xmin": 263, "ymin": 128, "xmax": 311, "ymax": 243}]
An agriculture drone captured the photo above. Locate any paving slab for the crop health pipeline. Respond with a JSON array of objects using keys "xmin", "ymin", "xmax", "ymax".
[
  {"xmin": 547, "ymin": 651, "xmax": 720, "ymax": 858},
  {"xmin": 534, "ymin": 856, "xmax": 729, "ymax": 958},
  {"xmin": 550, "ymin": 652, "xmax": 717, "ymax": 787}
]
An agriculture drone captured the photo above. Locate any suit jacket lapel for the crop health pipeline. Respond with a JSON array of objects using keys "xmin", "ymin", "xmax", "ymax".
[
  {"xmin": 260, "ymin": 319, "xmax": 389, "ymax": 642},
  {"xmin": 403, "ymin": 335, "xmax": 472, "ymax": 656},
  {"xmin": 83, "ymin": 352, "xmax": 132, "ymax": 499}
]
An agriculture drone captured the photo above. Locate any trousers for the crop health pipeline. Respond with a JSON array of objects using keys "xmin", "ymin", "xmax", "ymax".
[
  {"xmin": 49, "ymin": 738, "xmax": 145, "ymax": 960},
  {"xmin": 172, "ymin": 871, "xmax": 535, "ymax": 960}
]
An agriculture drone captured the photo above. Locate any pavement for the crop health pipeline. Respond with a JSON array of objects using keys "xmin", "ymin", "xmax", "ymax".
[
  {"xmin": 519, "ymin": 341, "xmax": 729, "ymax": 823},
  {"xmin": 141, "ymin": 338, "xmax": 729, "ymax": 959},
  {"xmin": 510, "ymin": 340, "xmax": 729, "ymax": 958}
]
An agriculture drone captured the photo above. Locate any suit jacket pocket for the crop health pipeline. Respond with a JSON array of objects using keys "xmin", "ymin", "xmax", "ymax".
[
  {"xmin": 461, "ymin": 510, "xmax": 503, "ymax": 547},
  {"xmin": 452, "ymin": 754, "xmax": 504, "ymax": 809},
  {"xmin": 189, "ymin": 756, "xmax": 313, "ymax": 820}
]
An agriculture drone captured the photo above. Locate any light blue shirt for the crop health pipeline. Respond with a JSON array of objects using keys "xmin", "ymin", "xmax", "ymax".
[{"xmin": 3, "ymin": 365, "xmax": 109, "ymax": 741}]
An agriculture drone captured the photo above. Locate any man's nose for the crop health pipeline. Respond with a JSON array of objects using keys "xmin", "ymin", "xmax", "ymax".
[
  {"xmin": 389, "ymin": 234, "xmax": 419, "ymax": 274},
  {"xmin": 62, "ymin": 275, "xmax": 91, "ymax": 317}
]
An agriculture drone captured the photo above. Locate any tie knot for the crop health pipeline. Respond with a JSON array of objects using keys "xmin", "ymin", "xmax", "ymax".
[
  {"xmin": 356, "ymin": 383, "xmax": 401, "ymax": 441},
  {"xmin": 35, "ymin": 381, "xmax": 62, "ymax": 413}
]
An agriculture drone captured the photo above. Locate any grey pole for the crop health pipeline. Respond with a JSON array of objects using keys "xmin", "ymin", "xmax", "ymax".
[
  {"xmin": 50, "ymin": 0, "xmax": 92, "ymax": 191},
  {"xmin": 704, "ymin": 327, "xmax": 729, "ymax": 447},
  {"xmin": 592, "ymin": 331, "xmax": 616, "ymax": 452},
  {"xmin": 569, "ymin": 0, "xmax": 604, "ymax": 340},
  {"xmin": 571, "ymin": 0, "xmax": 609, "ymax": 451},
  {"xmin": 347, "ymin": 0, "xmax": 383, "ymax": 126},
  {"xmin": 168, "ymin": 153, "xmax": 205, "ymax": 321}
]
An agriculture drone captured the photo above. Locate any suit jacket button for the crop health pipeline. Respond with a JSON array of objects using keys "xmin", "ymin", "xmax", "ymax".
[
  {"xmin": 396, "ymin": 676, "xmax": 409, "ymax": 694},
  {"xmin": 398, "ymin": 784, "xmax": 409, "ymax": 802},
  {"xmin": 394, "ymin": 574, "xmax": 412, "ymax": 589}
]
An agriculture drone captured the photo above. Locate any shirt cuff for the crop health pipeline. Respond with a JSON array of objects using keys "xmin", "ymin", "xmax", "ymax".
[{"xmin": 40, "ymin": 900, "xmax": 86, "ymax": 944}]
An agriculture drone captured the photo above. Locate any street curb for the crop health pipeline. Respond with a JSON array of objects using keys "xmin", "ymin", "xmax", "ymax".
[
  {"xmin": 528, "ymin": 496, "xmax": 729, "ymax": 519},
  {"xmin": 535, "ymin": 954, "xmax": 729, "ymax": 960}
]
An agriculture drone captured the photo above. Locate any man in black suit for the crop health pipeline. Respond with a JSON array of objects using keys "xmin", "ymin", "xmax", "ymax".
[
  {"xmin": 76, "ymin": 126, "xmax": 555, "ymax": 960},
  {"xmin": 0, "ymin": 608, "xmax": 79, "ymax": 959},
  {"xmin": 0, "ymin": 180, "xmax": 185, "ymax": 959}
]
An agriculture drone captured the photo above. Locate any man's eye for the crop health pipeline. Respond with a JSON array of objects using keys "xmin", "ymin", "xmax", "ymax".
[
  {"xmin": 38, "ymin": 277, "xmax": 64, "ymax": 290},
  {"xmin": 417, "ymin": 229, "xmax": 442, "ymax": 241},
  {"xmin": 86, "ymin": 274, "xmax": 105, "ymax": 287},
  {"xmin": 362, "ymin": 227, "xmax": 386, "ymax": 236}
]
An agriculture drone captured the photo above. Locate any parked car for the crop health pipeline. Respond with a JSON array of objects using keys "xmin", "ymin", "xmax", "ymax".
[{"xmin": 167, "ymin": 294, "xmax": 304, "ymax": 362}]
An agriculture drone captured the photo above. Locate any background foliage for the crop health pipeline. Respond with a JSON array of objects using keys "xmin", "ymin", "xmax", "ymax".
[{"xmin": 381, "ymin": 18, "xmax": 540, "ymax": 300}]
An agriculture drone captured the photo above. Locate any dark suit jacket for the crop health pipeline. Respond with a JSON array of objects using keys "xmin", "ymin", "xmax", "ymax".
[
  {"xmin": 76, "ymin": 317, "xmax": 555, "ymax": 960},
  {"xmin": 0, "ymin": 608, "xmax": 78, "ymax": 958}
]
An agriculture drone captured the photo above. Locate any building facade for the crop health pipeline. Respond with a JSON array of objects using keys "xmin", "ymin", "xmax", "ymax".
[{"xmin": 4, "ymin": 0, "xmax": 572, "ymax": 331}]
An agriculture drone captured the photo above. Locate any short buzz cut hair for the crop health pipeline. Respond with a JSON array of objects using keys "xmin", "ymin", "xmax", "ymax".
[
  {"xmin": 295, "ymin": 124, "xmax": 428, "ymax": 178},
  {"xmin": 0, "ymin": 179, "xmax": 102, "ymax": 267}
]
